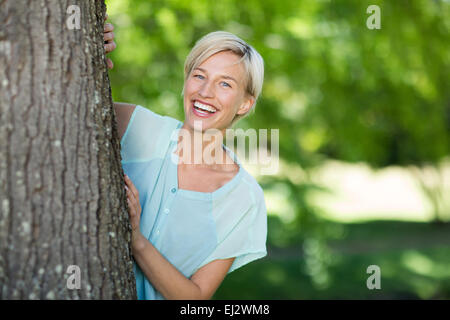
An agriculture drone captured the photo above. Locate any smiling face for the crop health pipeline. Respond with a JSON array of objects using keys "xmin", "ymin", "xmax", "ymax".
[{"xmin": 182, "ymin": 50, "xmax": 254, "ymax": 132}]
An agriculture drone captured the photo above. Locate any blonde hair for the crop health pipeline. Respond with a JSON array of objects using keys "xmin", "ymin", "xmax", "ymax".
[{"xmin": 182, "ymin": 31, "xmax": 264, "ymax": 124}]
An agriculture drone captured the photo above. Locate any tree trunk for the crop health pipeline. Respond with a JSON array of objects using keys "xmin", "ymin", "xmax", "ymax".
[{"xmin": 0, "ymin": 0, "xmax": 136, "ymax": 299}]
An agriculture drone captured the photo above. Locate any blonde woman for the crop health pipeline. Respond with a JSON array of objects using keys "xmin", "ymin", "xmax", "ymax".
[{"xmin": 105, "ymin": 21, "xmax": 267, "ymax": 300}]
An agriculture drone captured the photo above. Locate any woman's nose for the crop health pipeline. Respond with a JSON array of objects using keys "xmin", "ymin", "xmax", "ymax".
[{"xmin": 198, "ymin": 81, "xmax": 214, "ymax": 98}]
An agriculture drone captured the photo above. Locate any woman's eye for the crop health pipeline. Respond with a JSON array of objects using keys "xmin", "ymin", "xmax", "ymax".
[
  {"xmin": 221, "ymin": 82, "xmax": 231, "ymax": 88},
  {"xmin": 194, "ymin": 74, "xmax": 204, "ymax": 79}
]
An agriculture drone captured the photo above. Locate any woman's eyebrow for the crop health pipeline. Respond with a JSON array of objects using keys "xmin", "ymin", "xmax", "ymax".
[{"xmin": 194, "ymin": 67, "xmax": 238, "ymax": 83}]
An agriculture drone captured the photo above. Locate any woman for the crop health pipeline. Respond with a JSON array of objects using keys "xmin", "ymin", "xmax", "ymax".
[{"xmin": 104, "ymin": 19, "xmax": 267, "ymax": 300}]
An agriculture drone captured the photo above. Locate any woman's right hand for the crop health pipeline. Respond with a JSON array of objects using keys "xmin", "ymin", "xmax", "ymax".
[
  {"xmin": 104, "ymin": 14, "xmax": 116, "ymax": 69},
  {"xmin": 124, "ymin": 174, "xmax": 141, "ymax": 233},
  {"xmin": 124, "ymin": 174, "xmax": 147, "ymax": 253}
]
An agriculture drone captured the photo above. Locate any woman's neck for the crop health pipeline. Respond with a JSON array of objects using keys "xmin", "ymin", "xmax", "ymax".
[{"xmin": 177, "ymin": 124, "xmax": 231, "ymax": 168}]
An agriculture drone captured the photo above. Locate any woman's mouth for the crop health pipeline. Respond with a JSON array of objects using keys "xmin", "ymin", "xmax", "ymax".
[{"xmin": 192, "ymin": 100, "xmax": 217, "ymax": 118}]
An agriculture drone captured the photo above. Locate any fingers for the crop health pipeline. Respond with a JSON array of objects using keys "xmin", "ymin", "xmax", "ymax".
[
  {"xmin": 124, "ymin": 175, "xmax": 139, "ymax": 200},
  {"xmin": 104, "ymin": 23, "xmax": 114, "ymax": 33},
  {"xmin": 103, "ymin": 23, "xmax": 115, "ymax": 55},
  {"xmin": 126, "ymin": 195, "xmax": 139, "ymax": 232},
  {"xmin": 124, "ymin": 175, "xmax": 141, "ymax": 231},
  {"xmin": 127, "ymin": 195, "xmax": 135, "ymax": 217},
  {"xmin": 125, "ymin": 184, "xmax": 139, "ymax": 228},
  {"xmin": 104, "ymin": 41, "xmax": 116, "ymax": 54},
  {"xmin": 124, "ymin": 175, "xmax": 141, "ymax": 221},
  {"xmin": 126, "ymin": 186, "xmax": 137, "ymax": 210},
  {"xmin": 104, "ymin": 30, "xmax": 114, "ymax": 42},
  {"xmin": 106, "ymin": 58, "xmax": 114, "ymax": 69}
]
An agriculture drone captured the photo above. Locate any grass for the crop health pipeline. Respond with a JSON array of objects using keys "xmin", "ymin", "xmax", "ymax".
[{"xmin": 213, "ymin": 220, "xmax": 450, "ymax": 299}]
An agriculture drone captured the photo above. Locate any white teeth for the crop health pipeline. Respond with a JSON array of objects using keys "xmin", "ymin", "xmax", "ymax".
[{"xmin": 194, "ymin": 101, "xmax": 217, "ymax": 113}]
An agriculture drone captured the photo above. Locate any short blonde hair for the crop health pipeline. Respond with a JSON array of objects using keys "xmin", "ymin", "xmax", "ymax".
[{"xmin": 182, "ymin": 31, "xmax": 264, "ymax": 124}]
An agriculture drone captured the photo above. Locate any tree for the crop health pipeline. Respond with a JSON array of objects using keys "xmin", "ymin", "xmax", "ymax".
[{"xmin": 0, "ymin": 0, "xmax": 136, "ymax": 299}]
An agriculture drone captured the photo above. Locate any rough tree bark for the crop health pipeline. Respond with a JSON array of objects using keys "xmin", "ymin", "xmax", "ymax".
[{"xmin": 0, "ymin": 0, "xmax": 137, "ymax": 299}]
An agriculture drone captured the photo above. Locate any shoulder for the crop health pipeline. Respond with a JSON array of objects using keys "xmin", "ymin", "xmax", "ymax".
[
  {"xmin": 221, "ymin": 147, "xmax": 265, "ymax": 207},
  {"xmin": 114, "ymin": 102, "xmax": 136, "ymax": 141},
  {"xmin": 212, "ymin": 168, "xmax": 266, "ymax": 221},
  {"xmin": 226, "ymin": 169, "xmax": 266, "ymax": 221},
  {"xmin": 125, "ymin": 105, "xmax": 181, "ymax": 137},
  {"xmin": 241, "ymin": 170, "xmax": 265, "ymax": 205},
  {"xmin": 139, "ymin": 106, "xmax": 181, "ymax": 132},
  {"xmin": 120, "ymin": 105, "xmax": 182, "ymax": 162}
]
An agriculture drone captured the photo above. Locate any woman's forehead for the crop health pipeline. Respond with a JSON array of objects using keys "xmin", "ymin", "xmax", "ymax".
[{"xmin": 197, "ymin": 51, "xmax": 245, "ymax": 79}]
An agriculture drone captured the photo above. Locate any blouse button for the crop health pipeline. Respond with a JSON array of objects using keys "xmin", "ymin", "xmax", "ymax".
[
  {"xmin": 164, "ymin": 208, "xmax": 170, "ymax": 214},
  {"xmin": 171, "ymin": 188, "xmax": 176, "ymax": 193}
]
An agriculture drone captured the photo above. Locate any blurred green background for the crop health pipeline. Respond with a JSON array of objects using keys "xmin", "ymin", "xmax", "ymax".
[{"xmin": 106, "ymin": 0, "xmax": 450, "ymax": 299}]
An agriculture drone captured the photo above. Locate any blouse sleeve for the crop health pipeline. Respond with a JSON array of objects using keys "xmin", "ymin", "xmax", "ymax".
[
  {"xmin": 196, "ymin": 182, "xmax": 268, "ymax": 274},
  {"xmin": 120, "ymin": 105, "xmax": 179, "ymax": 163}
]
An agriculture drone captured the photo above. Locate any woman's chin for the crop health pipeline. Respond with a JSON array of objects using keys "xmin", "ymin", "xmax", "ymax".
[
  {"xmin": 184, "ymin": 113, "xmax": 213, "ymax": 130},
  {"xmin": 183, "ymin": 118, "xmax": 210, "ymax": 132}
]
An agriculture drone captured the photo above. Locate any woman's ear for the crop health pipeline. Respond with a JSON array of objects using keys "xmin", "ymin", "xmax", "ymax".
[{"xmin": 236, "ymin": 96, "xmax": 255, "ymax": 116}]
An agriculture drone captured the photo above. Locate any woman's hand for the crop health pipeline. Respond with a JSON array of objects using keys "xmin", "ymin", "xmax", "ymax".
[
  {"xmin": 104, "ymin": 14, "xmax": 116, "ymax": 69},
  {"xmin": 124, "ymin": 174, "xmax": 144, "ymax": 251}
]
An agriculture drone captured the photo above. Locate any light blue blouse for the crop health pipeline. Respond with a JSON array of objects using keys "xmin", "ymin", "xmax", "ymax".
[{"xmin": 120, "ymin": 105, "xmax": 267, "ymax": 300}]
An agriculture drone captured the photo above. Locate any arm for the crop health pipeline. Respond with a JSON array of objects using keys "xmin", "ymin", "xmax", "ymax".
[
  {"xmin": 114, "ymin": 102, "xmax": 136, "ymax": 141},
  {"xmin": 124, "ymin": 175, "xmax": 235, "ymax": 300},
  {"xmin": 133, "ymin": 233, "xmax": 234, "ymax": 300}
]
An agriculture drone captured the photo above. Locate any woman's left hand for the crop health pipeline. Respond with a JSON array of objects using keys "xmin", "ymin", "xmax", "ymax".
[
  {"xmin": 104, "ymin": 14, "xmax": 116, "ymax": 69},
  {"xmin": 124, "ymin": 174, "xmax": 141, "ymax": 233}
]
